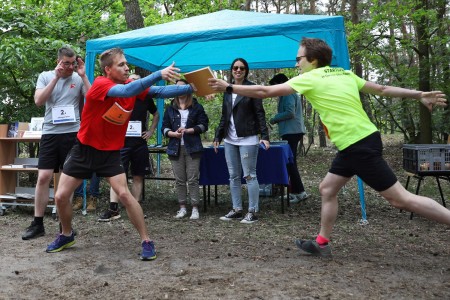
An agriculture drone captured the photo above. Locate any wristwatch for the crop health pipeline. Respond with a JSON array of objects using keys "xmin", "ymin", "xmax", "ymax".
[{"xmin": 226, "ymin": 84, "xmax": 233, "ymax": 94}]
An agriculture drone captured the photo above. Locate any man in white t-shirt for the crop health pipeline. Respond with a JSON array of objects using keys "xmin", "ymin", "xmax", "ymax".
[{"xmin": 22, "ymin": 46, "xmax": 91, "ymax": 240}]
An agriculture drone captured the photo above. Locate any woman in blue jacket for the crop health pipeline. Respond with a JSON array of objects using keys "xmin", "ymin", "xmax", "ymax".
[
  {"xmin": 269, "ymin": 73, "xmax": 309, "ymax": 204},
  {"xmin": 213, "ymin": 58, "xmax": 270, "ymax": 224},
  {"xmin": 162, "ymin": 79, "xmax": 209, "ymax": 220}
]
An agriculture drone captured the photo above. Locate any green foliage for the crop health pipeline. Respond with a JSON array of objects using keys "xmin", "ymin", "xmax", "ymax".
[
  {"xmin": 0, "ymin": 0, "xmax": 448, "ymax": 143},
  {"xmin": 0, "ymin": 0, "xmax": 125, "ymax": 123}
]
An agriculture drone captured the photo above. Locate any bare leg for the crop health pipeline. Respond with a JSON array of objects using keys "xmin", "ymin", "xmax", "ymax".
[
  {"xmin": 108, "ymin": 174, "xmax": 149, "ymax": 241},
  {"xmin": 54, "ymin": 174, "xmax": 83, "ymax": 235},
  {"xmin": 110, "ymin": 186, "xmax": 120, "ymax": 204},
  {"xmin": 318, "ymin": 172, "xmax": 352, "ymax": 239},
  {"xmin": 131, "ymin": 175, "xmax": 144, "ymax": 202},
  {"xmin": 34, "ymin": 169, "xmax": 54, "ymax": 217},
  {"xmin": 380, "ymin": 181, "xmax": 450, "ymax": 225}
]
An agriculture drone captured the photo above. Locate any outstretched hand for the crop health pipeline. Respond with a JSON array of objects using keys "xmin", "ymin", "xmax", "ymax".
[
  {"xmin": 208, "ymin": 78, "xmax": 228, "ymax": 92},
  {"xmin": 420, "ymin": 91, "xmax": 447, "ymax": 112},
  {"xmin": 161, "ymin": 62, "xmax": 181, "ymax": 83}
]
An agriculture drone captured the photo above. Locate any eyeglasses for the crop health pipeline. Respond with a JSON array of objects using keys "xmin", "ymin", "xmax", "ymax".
[
  {"xmin": 62, "ymin": 61, "xmax": 77, "ymax": 67},
  {"xmin": 296, "ymin": 56, "xmax": 306, "ymax": 63},
  {"xmin": 232, "ymin": 66, "xmax": 246, "ymax": 71}
]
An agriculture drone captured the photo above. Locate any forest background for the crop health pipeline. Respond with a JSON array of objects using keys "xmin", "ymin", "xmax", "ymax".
[{"xmin": 0, "ymin": 0, "xmax": 449, "ymax": 147}]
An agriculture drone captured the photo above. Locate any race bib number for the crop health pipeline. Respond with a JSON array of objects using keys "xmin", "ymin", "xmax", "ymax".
[
  {"xmin": 126, "ymin": 121, "xmax": 142, "ymax": 137},
  {"xmin": 52, "ymin": 105, "xmax": 76, "ymax": 124},
  {"xmin": 102, "ymin": 102, "xmax": 132, "ymax": 125}
]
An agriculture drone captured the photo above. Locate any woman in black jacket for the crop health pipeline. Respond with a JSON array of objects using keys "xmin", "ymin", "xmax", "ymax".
[
  {"xmin": 213, "ymin": 58, "xmax": 270, "ymax": 224},
  {"xmin": 162, "ymin": 79, "xmax": 209, "ymax": 220}
]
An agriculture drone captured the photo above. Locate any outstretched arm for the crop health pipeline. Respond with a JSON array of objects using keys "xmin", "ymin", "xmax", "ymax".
[
  {"xmin": 208, "ymin": 78, "xmax": 296, "ymax": 99},
  {"xmin": 148, "ymin": 85, "xmax": 193, "ymax": 98},
  {"xmin": 361, "ymin": 82, "xmax": 447, "ymax": 112},
  {"xmin": 108, "ymin": 63, "xmax": 182, "ymax": 97}
]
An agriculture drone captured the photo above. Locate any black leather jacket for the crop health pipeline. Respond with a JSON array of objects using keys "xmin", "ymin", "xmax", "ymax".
[{"xmin": 214, "ymin": 79, "xmax": 269, "ymax": 143}]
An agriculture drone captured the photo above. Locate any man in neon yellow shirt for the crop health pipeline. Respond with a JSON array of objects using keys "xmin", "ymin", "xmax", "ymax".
[{"xmin": 208, "ymin": 38, "xmax": 449, "ymax": 257}]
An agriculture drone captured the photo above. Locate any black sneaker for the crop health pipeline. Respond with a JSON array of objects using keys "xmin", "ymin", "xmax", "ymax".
[
  {"xmin": 98, "ymin": 209, "xmax": 121, "ymax": 222},
  {"xmin": 240, "ymin": 212, "xmax": 258, "ymax": 224},
  {"xmin": 219, "ymin": 210, "xmax": 243, "ymax": 221},
  {"xmin": 22, "ymin": 221, "xmax": 45, "ymax": 240},
  {"xmin": 295, "ymin": 239, "xmax": 332, "ymax": 257}
]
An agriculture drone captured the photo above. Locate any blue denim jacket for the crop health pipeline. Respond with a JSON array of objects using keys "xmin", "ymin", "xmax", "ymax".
[{"xmin": 162, "ymin": 99, "xmax": 209, "ymax": 157}]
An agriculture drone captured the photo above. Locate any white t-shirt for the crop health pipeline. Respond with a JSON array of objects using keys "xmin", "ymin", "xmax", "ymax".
[
  {"xmin": 36, "ymin": 71, "xmax": 86, "ymax": 134},
  {"xmin": 224, "ymin": 93, "xmax": 259, "ymax": 146},
  {"xmin": 178, "ymin": 109, "xmax": 189, "ymax": 145}
]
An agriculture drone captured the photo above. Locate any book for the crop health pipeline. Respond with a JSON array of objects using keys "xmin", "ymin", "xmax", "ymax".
[
  {"xmin": 183, "ymin": 67, "xmax": 216, "ymax": 97},
  {"xmin": 102, "ymin": 102, "xmax": 132, "ymax": 125},
  {"xmin": 29, "ymin": 117, "xmax": 44, "ymax": 131},
  {"xmin": 7, "ymin": 122, "xmax": 19, "ymax": 137}
]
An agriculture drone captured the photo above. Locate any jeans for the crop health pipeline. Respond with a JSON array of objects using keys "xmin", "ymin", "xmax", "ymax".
[
  {"xmin": 224, "ymin": 142, "xmax": 259, "ymax": 212},
  {"xmin": 74, "ymin": 173, "xmax": 101, "ymax": 197},
  {"xmin": 282, "ymin": 133, "xmax": 305, "ymax": 194},
  {"xmin": 169, "ymin": 146, "xmax": 201, "ymax": 206}
]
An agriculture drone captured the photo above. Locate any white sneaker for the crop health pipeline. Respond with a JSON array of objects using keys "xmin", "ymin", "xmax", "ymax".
[
  {"xmin": 290, "ymin": 192, "xmax": 310, "ymax": 204},
  {"xmin": 190, "ymin": 208, "xmax": 199, "ymax": 220},
  {"xmin": 175, "ymin": 208, "xmax": 187, "ymax": 219}
]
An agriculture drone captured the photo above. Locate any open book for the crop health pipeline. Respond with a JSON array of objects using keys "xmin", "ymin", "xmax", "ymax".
[{"xmin": 183, "ymin": 67, "xmax": 216, "ymax": 97}]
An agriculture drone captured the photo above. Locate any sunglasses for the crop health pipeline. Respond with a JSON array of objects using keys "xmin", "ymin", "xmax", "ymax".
[
  {"xmin": 296, "ymin": 56, "xmax": 306, "ymax": 63},
  {"xmin": 232, "ymin": 66, "xmax": 246, "ymax": 71}
]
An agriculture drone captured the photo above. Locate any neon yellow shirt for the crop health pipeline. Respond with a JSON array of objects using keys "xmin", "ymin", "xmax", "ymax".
[{"xmin": 287, "ymin": 66, "xmax": 378, "ymax": 150}]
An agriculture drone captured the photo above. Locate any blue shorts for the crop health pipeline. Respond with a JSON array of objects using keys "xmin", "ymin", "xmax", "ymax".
[{"xmin": 329, "ymin": 132, "xmax": 397, "ymax": 192}]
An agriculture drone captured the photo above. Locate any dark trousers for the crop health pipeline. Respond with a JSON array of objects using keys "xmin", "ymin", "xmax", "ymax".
[{"xmin": 282, "ymin": 133, "xmax": 305, "ymax": 194}]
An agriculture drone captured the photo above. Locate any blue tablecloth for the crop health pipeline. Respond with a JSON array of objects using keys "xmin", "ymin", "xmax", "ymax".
[{"xmin": 199, "ymin": 144, "xmax": 293, "ymax": 186}]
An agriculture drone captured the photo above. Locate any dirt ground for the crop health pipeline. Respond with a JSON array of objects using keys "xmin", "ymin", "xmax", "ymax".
[{"xmin": 1, "ymin": 136, "xmax": 449, "ymax": 300}]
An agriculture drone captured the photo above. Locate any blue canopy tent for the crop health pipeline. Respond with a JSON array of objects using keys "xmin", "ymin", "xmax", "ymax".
[
  {"xmin": 84, "ymin": 9, "xmax": 367, "ymax": 220},
  {"xmin": 85, "ymin": 9, "xmax": 350, "ymax": 77},
  {"xmin": 85, "ymin": 9, "xmax": 350, "ymax": 142}
]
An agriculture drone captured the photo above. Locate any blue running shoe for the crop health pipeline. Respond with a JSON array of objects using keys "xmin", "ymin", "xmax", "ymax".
[
  {"xmin": 140, "ymin": 240, "xmax": 157, "ymax": 261},
  {"xmin": 46, "ymin": 232, "xmax": 75, "ymax": 253}
]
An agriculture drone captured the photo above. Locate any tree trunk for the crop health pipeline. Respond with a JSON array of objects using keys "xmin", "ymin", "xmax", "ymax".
[
  {"xmin": 318, "ymin": 119, "xmax": 327, "ymax": 147},
  {"xmin": 436, "ymin": 0, "xmax": 449, "ymax": 143},
  {"xmin": 121, "ymin": 0, "xmax": 149, "ymax": 76},
  {"xmin": 414, "ymin": 0, "xmax": 432, "ymax": 144},
  {"xmin": 350, "ymin": 0, "xmax": 374, "ymax": 123}
]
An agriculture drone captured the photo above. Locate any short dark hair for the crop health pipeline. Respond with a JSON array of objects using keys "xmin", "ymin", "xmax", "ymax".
[
  {"xmin": 57, "ymin": 46, "xmax": 76, "ymax": 60},
  {"xmin": 269, "ymin": 73, "xmax": 289, "ymax": 85},
  {"xmin": 99, "ymin": 48, "xmax": 124, "ymax": 75},
  {"xmin": 229, "ymin": 58, "xmax": 249, "ymax": 83},
  {"xmin": 300, "ymin": 38, "xmax": 332, "ymax": 68}
]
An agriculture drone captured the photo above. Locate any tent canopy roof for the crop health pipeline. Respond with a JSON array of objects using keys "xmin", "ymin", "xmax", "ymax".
[{"xmin": 86, "ymin": 9, "xmax": 350, "ymax": 77}]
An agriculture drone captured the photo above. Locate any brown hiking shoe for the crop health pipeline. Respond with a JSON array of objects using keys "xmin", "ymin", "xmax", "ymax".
[
  {"xmin": 86, "ymin": 196, "xmax": 97, "ymax": 212},
  {"xmin": 72, "ymin": 196, "xmax": 83, "ymax": 211}
]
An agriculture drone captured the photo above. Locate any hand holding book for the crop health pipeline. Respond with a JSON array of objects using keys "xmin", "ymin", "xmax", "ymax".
[{"xmin": 184, "ymin": 67, "xmax": 217, "ymax": 97}]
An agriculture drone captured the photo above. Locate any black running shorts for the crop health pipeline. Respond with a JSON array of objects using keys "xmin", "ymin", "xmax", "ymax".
[
  {"xmin": 329, "ymin": 132, "xmax": 397, "ymax": 192},
  {"xmin": 62, "ymin": 139, "xmax": 125, "ymax": 179},
  {"xmin": 38, "ymin": 133, "xmax": 77, "ymax": 172},
  {"xmin": 120, "ymin": 144, "xmax": 151, "ymax": 177}
]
